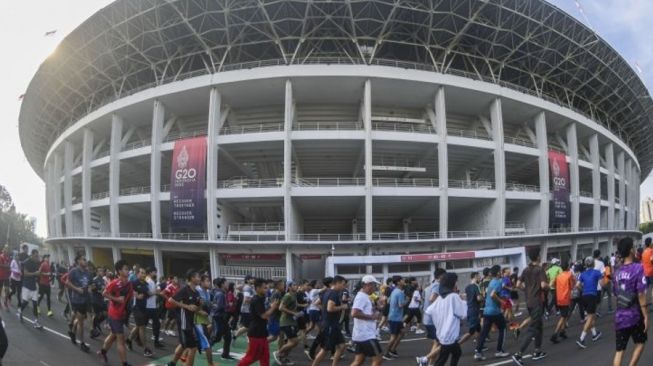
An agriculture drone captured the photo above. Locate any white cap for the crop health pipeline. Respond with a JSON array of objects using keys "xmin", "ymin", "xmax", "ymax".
[
  {"xmin": 361, "ymin": 275, "xmax": 381, "ymax": 284},
  {"xmin": 551, "ymin": 258, "xmax": 561, "ymax": 265}
]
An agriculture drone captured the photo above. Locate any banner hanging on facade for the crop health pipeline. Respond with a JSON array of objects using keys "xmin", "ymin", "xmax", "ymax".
[
  {"xmin": 549, "ymin": 150, "xmax": 570, "ymax": 225},
  {"xmin": 170, "ymin": 137, "xmax": 207, "ymax": 229}
]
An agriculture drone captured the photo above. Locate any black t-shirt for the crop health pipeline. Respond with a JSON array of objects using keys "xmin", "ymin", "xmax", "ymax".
[
  {"xmin": 91, "ymin": 276, "xmax": 106, "ymax": 304},
  {"xmin": 321, "ymin": 289, "xmax": 342, "ymax": 327},
  {"xmin": 296, "ymin": 290, "xmax": 307, "ymax": 313},
  {"xmin": 248, "ymin": 294, "xmax": 268, "ymax": 338},
  {"xmin": 132, "ymin": 279, "xmax": 150, "ymax": 310},
  {"xmin": 172, "ymin": 285, "xmax": 200, "ymax": 330},
  {"xmin": 270, "ymin": 290, "xmax": 284, "ymax": 321},
  {"xmin": 22, "ymin": 258, "xmax": 40, "ymax": 291}
]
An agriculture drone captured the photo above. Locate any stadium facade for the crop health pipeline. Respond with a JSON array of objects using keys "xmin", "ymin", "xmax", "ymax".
[{"xmin": 19, "ymin": 0, "xmax": 652, "ymax": 282}]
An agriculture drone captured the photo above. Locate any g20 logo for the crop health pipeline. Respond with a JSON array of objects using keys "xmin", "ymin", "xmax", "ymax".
[
  {"xmin": 175, "ymin": 168, "xmax": 197, "ymax": 180},
  {"xmin": 553, "ymin": 177, "xmax": 566, "ymax": 187}
]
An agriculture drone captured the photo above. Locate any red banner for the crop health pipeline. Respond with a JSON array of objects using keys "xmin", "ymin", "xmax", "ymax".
[
  {"xmin": 548, "ymin": 150, "xmax": 570, "ymax": 225},
  {"xmin": 300, "ymin": 254, "xmax": 323, "ymax": 260},
  {"xmin": 170, "ymin": 137, "xmax": 207, "ymax": 229},
  {"xmin": 221, "ymin": 254, "xmax": 283, "ymax": 261},
  {"xmin": 400, "ymin": 251, "xmax": 475, "ymax": 263}
]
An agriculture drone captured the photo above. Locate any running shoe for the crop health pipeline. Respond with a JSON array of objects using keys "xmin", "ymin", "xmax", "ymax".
[
  {"xmin": 144, "ymin": 348, "xmax": 154, "ymax": 358},
  {"xmin": 221, "ymin": 355, "xmax": 236, "ymax": 360},
  {"xmin": 576, "ymin": 339, "xmax": 586, "ymax": 349},
  {"xmin": 68, "ymin": 330, "xmax": 77, "ymax": 345},
  {"xmin": 47, "ymin": 310, "xmax": 53, "ymax": 317},
  {"xmin": 125, "ymin": 338, "xmax": 133, "ymax": 351},
  {"xmin": 80, "ymin": 343, "xmax": 90, "ymax": 353},
  {"xmin": 382, "ymin": 354, "xmax": 394, "ymax": 361},
  {"xmin": 389, "ymin": 350, "xmax": 399, "ymax": 358},
  {"xmin": 415, "ymin": 329, "xmax": 425, "ymax": 334},
  {"xmin": 511, "ymin": 353, "xmax": 524, "ymax": 366},
  {"xmin": 33, "ymin": 321, "xmax": 44, "ymax": 329},
  {"xmin": 495, "ymin": 351, "xmax": 510, "ymax": 358},
  {"xmin": 415, "ymin": 356, "xmax": 428, "ymax": 366},
  {"xmin": 473, "ymin": 352, "xmax": 486, "ymax": 361},
  {"xmin": 592, "ymin": 331, "xmax": 602, "ymax": 342},
  {"xmin": 273, "ymin": 351, "xmax": 283, "ymax": 365},
  {"xmin": 532, "ymin": 351, "xmax": 547, "ymax": 361},
  {"xmin": 304, "ymin": 349, "xmax": 314, "ymax": 361}
]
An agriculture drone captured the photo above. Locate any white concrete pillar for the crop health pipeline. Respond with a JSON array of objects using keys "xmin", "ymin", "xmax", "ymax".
[
  {"xmin": 570, "ymin": 238, "xmax": 578, "ymax": 262},
  {"xmin": 435, "ymin": 86, "xmax": 448, "ymax": 238},
  {"xmin": 382, "ymin": 264, "xmax": 389, "ymax": 283},
  {"xmin": 153, "ymin": 245, "xmax": 163, "ymax": 277},
  {"xmin": 535, "ymin": 112, "xmax": 549, "ymax": 233},
  {"xmin": 589, "ymin": 134, "xmax": 600, "ymax": 230},
  {"xmin": 283, "ymin": 80, "xmax": 294, "ymax": 240},
  {"xmin": 540, "ymin": 241, "xmax": 549, "ymax": 263},
  {"xmin": 285, "ymin": 248, "xmax": 294, "ymax": 281},
  {"xmin": 618, "ymin": 151, "xmax": 625, "ymax": 229},
  {"xmin": 566, "ymin": 123, "xmax": 580, "ymax": 231},
  {"xmin": 53, "ymin": 154, "xmax": 63, "ymax": 237},
  {"xmin": 605, "ymin": 144, "xmax": 615, "ymax": 230},
  {"xmin": 112, "ymin": 246, "xmax": 121, "ymax": 263},
  {"xmin": 82, "ymin": 129, "xmax": 94, "ymax": 236},
  {"xmin": 206, "ymin": 88, "xmax": 221, "ymax": 240},
  {"xmin": 209, "ymin": 247, "xmax": 219, "ymax": 279},
  {"xmin": 64, "ymin": 141, "xmax": 74, "ymax": 235},
  {"xmin": 67, "ymin": 245, "xmax": 76, "ymax": 266},
  {"xmin": 635, "ymin": 168, "xmax": 640, "ymax": 229},
  {"xmin": 364, "ymin": 80, "xmax": 373, "ymax": 240},
  {"xmin": 45, "ymin": 164, "xmax": 54, "ymax": 237},
  {"xmin": 109, "ymin": 114, "xmax": 123, "ymax": 237},
  {"xmin": 151, "ymin": 100, "xmax": 164, "ymax": 239},
  {"xmin": 490, "ymin": 98, "xmax": 505, "ymax": 236},
  {"xmin": 84, "ymin": 244, "xmax": 94, "ymax": 263},
  {"xmin": 626, "ymin": 160, "xmax": 632, "ymax": 229}
]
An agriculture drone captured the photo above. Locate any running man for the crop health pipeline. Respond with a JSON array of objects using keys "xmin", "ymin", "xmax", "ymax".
[
  {"xmin": 194, "ymin": 274, "xmax": 217, "ymax": 366},
  {"xmin": 127, "ymin": 267, "xmax": 154, "ymax": 358},
  {"xmin": 429, "ymin": 273, "xmax": 467, "ymax": 366},
  {"xmin": 66, "ymin": 253, "xmax": 92, "ymax": 352},
  {"xmin": 238, "ymin": 277, "xmax": 280, "ymax": 366},
  {"xmin": 576, "ymin": 256, "xmax": 606, "ymax": 349},
  {"xmin": 19, "ymin": 249, "xmax": 43, "ymax": 329},
  {"xmin": 166, "ymin": 270, "xmax": 202, "ymax": 366},
  {"xmin": 550, "ymin": 261, "xmax": 575, "ymax": 344},
  {"xmin": 350, "ymin": 275, "xmax": 383, "ymax": 366},
  {"xmin": 641, "ymin": 238, "xmax": 653, "ymax": 311},
  {"xmin": 36, "ymin": 254, "xmax": 53, "ymax": 317},
  {"xmin": 234, "ymin": 274, "xmax": 255, "ymax": 342},
  {"xmin": 383, "ymin": 275, "xmax": 407, "ymax": 360},
  {"xmin": 612, "ymin": 237, "xmax": 649, "ymax": 366},
  {"xmin": 312, "ymin": 275, "xmax": 348, "ymax": 366},
  {"xmin": 0, "ymin": 247, "xmax": 11, "ymax": 310},
  {"xmin": 98, "ymin": 260, "xmax": 134, "ymax": 366},
  {"xmin": 275, "ymin": 280, "xmax": 302, "ymax": 365},
  {"xmin": 90, "ymin": 266, "xmax": 107, "ymax": 339},
  {"xmin": 417, "ymin": 268, "xmax": 446, "ymax": 365},
  {"xmin": 474, "ymin": 265, "xmax": 510, "ymax": 361},
  {"xmin": 458, "ymin": 271, "xmax": 483, "ymax": 346}
]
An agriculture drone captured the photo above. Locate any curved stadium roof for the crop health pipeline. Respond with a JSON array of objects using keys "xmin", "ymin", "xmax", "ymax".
[{"xmin": 19, "ymin": 0, "xmax": 653, "ymax": 178}]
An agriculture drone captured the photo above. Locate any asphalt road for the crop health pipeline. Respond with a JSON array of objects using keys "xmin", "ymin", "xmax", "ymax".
[{"xmin": 1, "ymin": 289, "xmax": 652, "ymax": 366}]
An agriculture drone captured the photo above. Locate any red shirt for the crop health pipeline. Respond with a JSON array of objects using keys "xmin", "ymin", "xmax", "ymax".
[
  {"xmin": 105, "ymin": 278, "xmax": 134, "ymax": 320},
  {"xmin": 39, "ymin": 261, "xmax": 51, "ymax": 286},
  {"xmin": 162, "ymin": 283, "xmax": 179, "ymax": 310},
  {"xmin": 0, "ymin": 254, "xmax": 10, "ymax": 280}
]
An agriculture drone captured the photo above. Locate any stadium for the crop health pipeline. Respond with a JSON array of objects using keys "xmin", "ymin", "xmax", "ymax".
[{"xmin": 18, "ymin": 0, "xmax": 652, "ymax": 283}]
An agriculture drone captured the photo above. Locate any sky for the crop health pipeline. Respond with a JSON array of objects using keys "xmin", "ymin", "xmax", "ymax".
[{"xmin": 0, "ymin": 0, "xmax": 652, "ymax": 238}]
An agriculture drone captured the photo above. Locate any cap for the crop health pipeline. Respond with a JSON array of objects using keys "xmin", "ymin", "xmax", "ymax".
[
  {"xmin": 361, "ymin": 275, "xmax": 381, "ymax": 284},
  {"xmin": 551, "ymin": 258, "xmax": 560, "ymax": 265},
  {"xmin": 584, "ymin": 256, "xmax": 594, "ymax": 268}
]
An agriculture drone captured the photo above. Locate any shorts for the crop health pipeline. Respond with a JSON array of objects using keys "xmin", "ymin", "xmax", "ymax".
[
  {"xmin": 467, "ymin": 315, "xmax": 481, "ymax": 335},
  {"xmin": 297, "ymin": 315, "xmax": 307, "ymax": 330},
  {"xmin": 108, "ymin": 318, "xmax": 126, "ymax": 334},
  {"xmin": 166, "ymin": 309, "xmax": 177, "ymax": 320},
  {"xmin": 309, "ymin": 310, "xmax": 321, "ymax": 323},
  {"xmin": 582, "ymin": 295, "xmax": 598, "ymax": 314},
  {"xmin": 133, "ymin": 308, "xmax": 150, "ymax": 326},
  {"xmin": 388, "ymin": 321, "xmax": 404, "ymax": 335},
  {"xmin": 425, "ymin": 324, "xmax": 438, "ymax": 340},
  {"xmin": 240, "ymin": 313, "xmax": 252, "ymax": 328},
  {"xmin": 558, "ymin": 305, "xmax": 570, "ymax": 318},
  {"xmin": 71, "ymin": 302, "xmax": 89, "ymax": 316},
  {"xmin": 405, "ymin": 308, "xmax": 422, "ymax": 323},
  {"xmin": 354, "ymin": 339, "xmax": 383, "ymax": 357},
  {"xmin": 38, "ymin": 286, "xmax": 51, "ymax": 295},
  {"xmin": 281, "ymin": 325, "xmax": 298, "ymax": 339},
  {"xmin": 646, "ymin": 276, "xmax": 653, "ymax": 287},
  {"xmin": 501, "ymin": 298, "xmax": 513, "ymax": 311},
  {"xmin": 178, "ymin": 326, "xmax": 199, "ymax": 349},
  {"xmin": 510, "ymin": 290, "xmax": 519, "ymax": 300},
  {"xmin": 382, "ymin": 304, "xmax": 390, "ymax": 317},
  {"xmin": 21, "ymin": 287, "xmax": 38, "ymax": 302},
  {"xmin": 616, "ymin": 321, "xmax": 647, "ymax": 351},
  {"xmin": 267, "ymin": 319, "xmax": 280, "ymax": 337},
  {"xmin": 318, "ymin": 325, "xmax": 346, "ymax": 352},
  {"xmin": 92, "ymin": 302, "xmax": 107, "ymax": 314},
  {"xmin": 194, "ymin": 324, "xmax": 211, "ymax": 350}
]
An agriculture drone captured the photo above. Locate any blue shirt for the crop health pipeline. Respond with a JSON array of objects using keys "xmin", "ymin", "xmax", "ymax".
[
  {"xmin": 483, "ymin": 278, "xmax": 503, "ymax": 316},
  {"xmin": 579, "ymin": 269, "xmax": 602, "ymax": 296},
  {"xmin": 388, "ymin": 288, "xmax": 406, "ymax": 322}
]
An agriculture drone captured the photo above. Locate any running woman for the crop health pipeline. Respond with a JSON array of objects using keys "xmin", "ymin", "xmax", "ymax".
[
  {"xmin": 429, "ymin": 273, "xmax": 467, "ymax": 366},
  {"xmin": 350, "ymin": 275, "xmax": 383, "ymax": 366},
  {"xmin": 98, "ymin": 260, "xmax": 134, "ymax": 366},
  {"xmin": 36, "ymin": 254, "xmax": 53, "ymax": 317},
  {"xmin": 238, "ymin": 277, "xmax": 280, "ymax": 366},
  {"xmin": 613, "ymin": 237, "xmax": 649, "ymax": 366}
]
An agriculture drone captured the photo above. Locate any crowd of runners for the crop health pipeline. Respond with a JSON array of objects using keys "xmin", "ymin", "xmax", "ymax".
[{"xmin": 0, "ymin": 236, "xmax": 651, "ymax": 366}]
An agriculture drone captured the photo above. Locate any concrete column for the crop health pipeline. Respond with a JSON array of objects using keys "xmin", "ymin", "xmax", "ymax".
[
  {"xmin": 45, "ymin": 164, "xmax": 54, "ymax": 237},
  {"xmin": 53, "ymin": 154, "xmax": 63, "ymax": 237},
  {"xmin": 84, "ymin": 244, "xmax": 94, "ymax": 263},
  {"xmin": 151, "ymin": 100, "xmax": 165, "ymax": 239},
  {"xmin": 364, "ymin": 80, "xmax": 373, "ymax": 240},
  {"xmin": 566, "ymin": 123, "xmax": 580, "ymax": 231},
  {"xmin": 635, "ymin": 168, "xmax": 640, "ymax": 229},
  {"xmin": 589, "ymin": 134, "xmax": 600, "ymax": 230},
  {"xmin": 570, "ymin": 238, "xmax": 578, "ymax": 262},
  {"xmin": 366, "ymin": 247, "xmax": 373, "ymax": 274},
  {"xmin": 285, "ymin": 248, "xmax": 294, "ymax": 281},
  {"xmin": 206, "ymin": 88, "xmax": 221, "ymax": 240},
  {"xmin": 435, "ymin": 86, "xmax": 448, "ymax": 238},
  {"xmin": 209, "ymin": 247, "xmax": 219, "ymax": 279},
  {"xmin": 67, "ymin": 245, "xmax": 76, "ymax": 266},
  {"xmin": 626, "ymin": 160, "xmax": 632, "ymax": 229},
  {"xmin": 382, "ymin": 264, "xmax": 389, "ymax": 283},
  {"xmin": 429, "ymin": 262, "xmax": 436, "ymax": 283},
  {"xmin": 109, "ymin": 114, "xmax": 123, "ymax": 237},
  {"xmin": 490, "ymin": 98, "xmax": 506, "ymax": 236},
  {"xmin": 283, "ymin": 80, "xmax": 294, "ymax": 240},
  {"xmin": 618, "ymin": 151, "xmax": 625, "ymax": 229},
  {"xmin": 153, "ymin": 245, "xmax": 163, "ymax": 277},
  {"xmin": 535, "ymin": 112, "xmax": 549, "ymax": 233},
  {"xmin": 112, "ymin": 246, "xmax": 121, "ymax": 262},
  {"xmin": 63, "ymin": 141, "xmax": 74, "ymax": 235},
  {"xmin": 605, "ymin": 144, "xmax": 615, "ymax": 230},
  {"xmin": 540, "ymin": 241, "xmax": 549, "ymax": 263},
  {"xmin": 82, "ymin": 129, "xmax": 94, "ymax": 236}
]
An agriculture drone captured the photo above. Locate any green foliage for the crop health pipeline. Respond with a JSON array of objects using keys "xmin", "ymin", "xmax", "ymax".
[
  {"xmin": 639, "ymin": 221, "xmax": 653, "ymax": 234},
  {"xmin": 0, "ymin": 184, "xmax": 41, "ymax": 249}
]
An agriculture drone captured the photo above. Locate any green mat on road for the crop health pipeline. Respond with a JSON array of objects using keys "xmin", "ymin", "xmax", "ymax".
[{"xmin": 141, "ymin": 339, "xmax": 280, "ymax": 366}]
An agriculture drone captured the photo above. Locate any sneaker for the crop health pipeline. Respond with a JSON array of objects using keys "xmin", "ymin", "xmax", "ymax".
[
  {"xmin": 474, "ymin": 352, "xmax": 486, "ymax": 361},
  {"xmin": 47, "ymin": 310, "xmax": 53, "ymax": 317},
  {"xmin": 381, "ymin": 326, "xmax": 390, "ymax": 332},
  {"xmin": 273, "ymin": 351, "xmax": 283, "ymax": 365},
  {"xmin": 511, "ymin": 353, "xmax": 524, "ymax": 366},
  {"xmin": 80, "ymin": 343, "xmax": 90, "ymax": 353},
  {"xmin": 221, "ymin": 355, "xmax": 236, "ymax": 360},
  {"xmin": 68, "ymin": 330, "xmax": 77, "ymax": 345},
  {"xmin": 416, "ymin": 356, "xmax": 427, "ymax": 366},
  {"xmin": 410, "ymin": 325, "xmax": 417, "ymax": 332},
  {"xmin": 144, "ymin": 348, "xmax": 154, "ymax": 358},
  {"xmin": 576, "ymin": 339, "xmax": 586, "ymax": 349},
  {"xmin": 560, "ymin": 332, "xmax": 568, "ymax": 340},
  {"xmin": 495, "ymin": 351, "xmax": 510, "ymax": 358},
  {"xmin": 33, "ymin": 321, "xmax": 44, "ymax": 329},
  {"xmin": 592, "ymin": 332, "xmax": 602, "ymax": 342},
  {"xmin": 97, "ymin": 350, "xmax": 108, "ymax": 365},
  {"xmin": 389, "ymin": 350, "xmax": 399, "ymax": 358},
  {"xmin": 346, "ymin": 345, "xmax": 356, "ymax": 353},
  {"xmin": 125, "ymin": 338, "xmax": 133, "ymax": 351},
  {"xmin": 304, "ymin": 350, "xmax": 314, "ymax": 361},
  {"xmin": 382, "ymin": 354, "xmax": 394, "ymax": 361},
  {"xmin": 415, "ymin": 329, "xmax": 425, "ymax": 334},
  {"xmin": 532, "ymin": 351, "xmax": 547, "ymax": 361},
  {"xmin": 550, "ymin": 335, "xmax": 560, "ymax": 344}
]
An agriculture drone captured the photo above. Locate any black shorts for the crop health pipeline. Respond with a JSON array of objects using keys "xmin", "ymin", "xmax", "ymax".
[
  {"xmin": 178, "ymin": 326, "xmax": 198, "ymax": 349},
  {"xmin": 108, "ymin": 318, "xmax": 126, "ymax": 334},
  {"xmin": 297, "ymin": 315, "xmax": 307, "ymax": 330},
  {"xmin": 319, "ymin": 325, "xmax": 345, "ymax": 352},
  {"xmin": 71, "ymin": 302, "xmax": 89, "ymax": 315},
  {"xmin": 240, "ymin": 313, "xmax": 252, "ymax": 328},
  {"xmin": 38, "ymin": 286, "xmax": 51, "ymax": 295},
  {"xmin": 404, "ymin": 308, "xmax": 422, "ymax": 323},
  {"xmin": 382, "ymin": 304, "xmax": 390, "ymax": 317},
  {"xmin": 133, "ymin": 308, "xmax": 150, "ymax": 326},
  {"xmin": 558, "ymin": 305, "xmax": 570, "ymax": 318},
  {"xmin": 582, "ymin": 295, "xmax": 598, "ymax": 314},
  {"xmin": 92, "ymin": 302, "xmax": 107, "ymax": 314},
  {"xmin": 281, "ymin": 325, "xmax": 299, "ymax": 339},
  {"xmin": 389, "ymin": 321, "xmax": 403, "ymax": 335},
  {"xmin": 354, "ymin": 339, "xmax": 383, "ymax": 357},
  {"xmin": 510, "ymin": 290, "xmax": 519, "ymax": 300},
  {"xmin": 616, "ymin": 321, "xmax": 647, "ymax": 351}
]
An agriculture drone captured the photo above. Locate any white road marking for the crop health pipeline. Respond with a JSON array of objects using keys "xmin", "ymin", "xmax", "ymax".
[
  {"xmin": 20, "ymin": 316, "xmax": 78, "ymax": 343},
  {"xmin": 481, "ymin": 354, "xmax": 532, "ymax": 366},
  {"xmin": 39, "ymin": 361, "xmax": 52, "ymax": 366}
]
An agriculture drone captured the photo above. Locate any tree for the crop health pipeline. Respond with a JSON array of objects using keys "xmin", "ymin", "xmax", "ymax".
[
  {"xmin": 640, "ymin": 221, "xmax": 653, "ymax": 235},
  {"xmin": 0, "ymin": 184, "xmax": 42, "ymax": 249}
]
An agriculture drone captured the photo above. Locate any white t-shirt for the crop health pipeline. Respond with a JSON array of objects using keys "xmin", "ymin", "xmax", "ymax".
[
  {"xmin": 146, "ymin": 277, "xmax": 157, "ymax": 309},
  {"xmin": 241, "ymin": 284, "xmax": 253, "ymax": 313},
  {"xmin": 594, "ymin": 259, "xmax": 606, "ymax": 290},
  {"xmin": 352, "ymin": 291, "xmax": 377, "ymax": 342},
  {"xmin": 308, "ymin": 289, "xmax": 321, "ymax": 311},
  {"xmin": 408, "ymin": 290, "xmax": 422, "ymax": 309},
  {"xmin": 428, "ymin": 293, "xmax": 467, "ymax": 345}
]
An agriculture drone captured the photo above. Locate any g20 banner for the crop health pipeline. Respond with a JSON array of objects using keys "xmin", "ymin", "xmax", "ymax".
[
  {"xmin": 170, "ymin": 137, "xmax": 207, "ymax": 229},
  {"xmin": 548, "ymin": 150, "xmax": 570, "ymax": 225}
]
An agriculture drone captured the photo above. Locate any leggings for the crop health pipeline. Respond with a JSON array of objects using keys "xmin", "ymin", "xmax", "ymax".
[
  {"xmin": 38, "ymin": 286, "xmax": 51, "ymax": 311},
  {"xmin": 434, "ymin": 343, "xmax": 462, "ymax": 366},
  {"xmin": 9, "ymin": 279, "xmax": 21, "ymax": 307}
]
